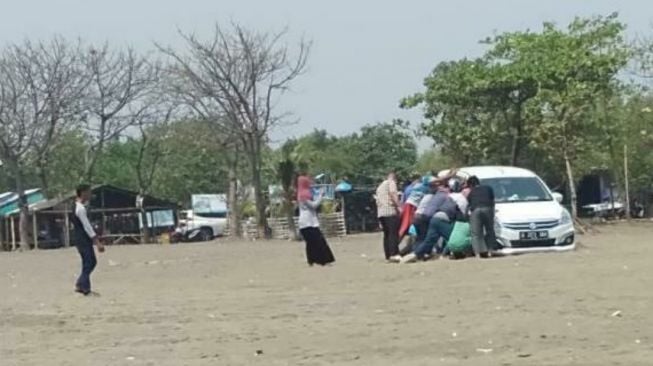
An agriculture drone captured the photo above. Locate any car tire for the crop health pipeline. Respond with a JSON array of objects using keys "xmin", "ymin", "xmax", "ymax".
[{"xmin": 199, "ymin": 228, "xmax": 214, "ymax": 242}]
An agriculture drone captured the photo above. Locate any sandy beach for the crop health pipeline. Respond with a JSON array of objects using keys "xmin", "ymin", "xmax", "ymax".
[{"xmin": 2, "ymin": 223, "xmax": 653, "ymax": 366}]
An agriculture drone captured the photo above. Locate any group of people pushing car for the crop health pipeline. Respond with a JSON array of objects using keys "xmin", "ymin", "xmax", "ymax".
[
  {"xmin": 289, "ymin": 168, "xmax": 498, "ymax": 268},
  {"xmin": 375, "ymin": 169, "xmax": 498, "ymax": 263}
]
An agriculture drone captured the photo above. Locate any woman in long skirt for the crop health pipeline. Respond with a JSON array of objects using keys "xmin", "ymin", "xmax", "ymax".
[{"xmin": 297, "ymin": 175, "xmax": 335, "ymax": 266}]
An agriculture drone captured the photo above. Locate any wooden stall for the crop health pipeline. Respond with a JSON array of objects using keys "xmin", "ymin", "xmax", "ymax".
[{"xmin": 0, "ymin": 185, "xmax": 178, "ymax": 250}]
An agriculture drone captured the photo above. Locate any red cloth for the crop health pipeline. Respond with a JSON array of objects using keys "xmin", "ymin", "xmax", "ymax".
[
  {"xmin": 297, "ymin": 175, "xmax": 313, "ymax": 202},
  {"xmin": 398, "ymin": 203, "xmax": 417, "ymax": 238}
]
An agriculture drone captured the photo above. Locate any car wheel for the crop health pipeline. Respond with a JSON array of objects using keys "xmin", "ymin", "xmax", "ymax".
[{"xmin": 199, "ymin": 228, "xmax": 213, "ymax": 242}]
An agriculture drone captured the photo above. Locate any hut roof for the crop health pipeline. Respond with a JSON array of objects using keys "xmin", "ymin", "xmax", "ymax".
[{"xmin": 4, "ymin": 185, "xmax": 177, "ymax": 216}]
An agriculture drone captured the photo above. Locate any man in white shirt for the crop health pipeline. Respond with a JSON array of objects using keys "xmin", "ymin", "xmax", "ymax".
[{"xmin": 72, "ymin": 184, "xmax": 104, "ymax": 295}]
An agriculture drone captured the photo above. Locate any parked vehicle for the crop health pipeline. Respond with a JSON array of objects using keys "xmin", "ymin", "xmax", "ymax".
[
  {"xmin": 176, "ymin": 209, "xmax": 227, "ymax": 241},
  {"xmin": 443, "ymin": 166, "xmax": 576, "ymax": 255},
  {"xmin": 582, "ymin": 201, "xmax": 625, "ymax": 218},
  {"xmin": 631, "ymin": 200, "xmax": 646, "ymax": 218},
  {"xmin": 170, "ymin": 226, "xmax": 207, "ymax": 243}
]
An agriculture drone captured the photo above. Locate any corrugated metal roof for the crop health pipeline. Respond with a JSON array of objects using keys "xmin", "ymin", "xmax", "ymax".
[{"xmin": 0, "ymin": 189, "xmax": 42, "ymax": 206}]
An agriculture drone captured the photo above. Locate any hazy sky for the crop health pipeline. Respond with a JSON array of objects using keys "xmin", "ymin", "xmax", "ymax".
[{"xmin": 2, "ymin": 0, "xmax": 651, "ymax": 145}]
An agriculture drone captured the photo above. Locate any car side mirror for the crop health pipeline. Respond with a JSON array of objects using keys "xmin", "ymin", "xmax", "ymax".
[{"xmin": 552, "ymin": 192, "xmax": 564, "ymax": 203}]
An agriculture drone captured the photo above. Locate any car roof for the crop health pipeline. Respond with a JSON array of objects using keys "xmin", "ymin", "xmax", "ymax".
[{"xmin": 442, "ymin": 166, "xmax": 538, "ymax": 180}]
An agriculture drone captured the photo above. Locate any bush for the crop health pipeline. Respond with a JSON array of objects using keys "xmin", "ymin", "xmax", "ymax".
[
  {"xmin": 319, "ymin": 199, "xmax": 336, "ymax": 214},
  {"xmin": 240, "ymin": 201, "xmax": 257, "ymax": 219}
]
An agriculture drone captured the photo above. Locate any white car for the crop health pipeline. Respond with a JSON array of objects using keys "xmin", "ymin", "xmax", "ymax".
[
  {"xmin": 178, "ymin": 209, "xmax": 227, "ymax": 241},
  {"xmin": 444, "ymin": 166, "xmax": 575, "ymax": 255}
]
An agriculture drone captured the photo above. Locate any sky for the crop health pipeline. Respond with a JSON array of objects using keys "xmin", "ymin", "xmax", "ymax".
[{"xmin": 1, "ymin": 0, "xmax": 651, "ymax": 146}]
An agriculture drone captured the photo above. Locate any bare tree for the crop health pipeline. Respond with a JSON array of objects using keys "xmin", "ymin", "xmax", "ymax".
[
  {"xmin": 156, "ymin": 59, "xmax": 244, "ymax": 236},
  {"xmin": 159, "ymin": 23, "xmax": 310, "ymax": 238},
  {"xmin": 129, "ymin": 94, "xmax": 177, "ymax": 243},
  {"xmin": 0, "ymin": 38, "xmax": 84, "ymax": 250},
  {"xmin": 30, "ymin": 38, "xmax": 88, "ymax": 192},
  {"xmin": 81, "ymin": 44, "xmax": 159, "ymax": 182}
]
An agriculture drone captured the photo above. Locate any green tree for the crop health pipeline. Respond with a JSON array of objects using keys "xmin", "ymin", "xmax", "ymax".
[
  {"xmin": 402, "ymin": 57, "xmax": 538, "ymax": 166},
  {"xmin": 349, "ymin": 120, "xmax": 418, "ymax": 183},
  {"xmin": 494, "ymin": 14, "xmax": 630, "ymax": 217},
  {"xmin": 415, "ymin": 148, "xmax": 457, "ymax": 174},
  {"xmin": 405, "ymin": 14, "xmax": 630, "ymax": 218},
  {"xmin": 151, "ymin": 120, "xmax": 232, "ymax": 205},
  {"xmin": 291, "ymin": 130, "xmax": 357, "ymax": 179}
]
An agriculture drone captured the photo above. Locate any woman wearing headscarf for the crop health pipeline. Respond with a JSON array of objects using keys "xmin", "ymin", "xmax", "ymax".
[{"xmin": 297, "ymin": 174, "xmax": 336, "ymax": 266}]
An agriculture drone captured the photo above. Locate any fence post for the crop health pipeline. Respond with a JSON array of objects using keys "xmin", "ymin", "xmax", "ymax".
[
  {"xmin": 10, "ymin": 217, "xmax": 16, "ymax": 251},
  {"xmin": 32, "ymin": 212, "xmax": 38, "ymax": 250}
]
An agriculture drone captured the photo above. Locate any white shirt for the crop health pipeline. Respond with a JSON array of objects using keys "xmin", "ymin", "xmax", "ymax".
[
  {"xmin": 415, "ymin": 193, "xmax": 434, "ymax": 215},
  {"xmin": 449, "ymin": 193, "xmax": 469, "ymax": 215},
  {"xmin": 298, "ymin": 199, "xmax": 321, "ymax": 229},
  {"xmin": 75, "ymin": 201, "xmax": 97, "ymax": 239}
]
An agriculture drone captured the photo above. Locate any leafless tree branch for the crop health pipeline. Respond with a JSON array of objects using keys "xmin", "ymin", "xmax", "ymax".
[
  {"xmin": 80, "ymin": 44, "xmax": 161, "ymax": 181},
  {"xmin": 0, "ymin": 36, "xmax": 87, "ymax": 249},
  {"xmin": 158, "ymin": 22, "xmax": 310, "ymax": 237}
]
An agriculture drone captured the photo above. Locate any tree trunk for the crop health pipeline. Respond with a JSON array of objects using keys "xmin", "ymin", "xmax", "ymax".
[
  {"xmin": 84, "ymin": 141, "xmax": 104, "ymax": 183},
  {"xmin": 252, "ymin": 161, "xmax": 268, "ymax": 239},
  {"xmin": 284, "ymin": 192, "xmax": 298, "ymax": 241},
  {"xmin": 15, "ymin": 171, "xmax": 31, "ymax": 251},
  {"xmin": 510, "ymin": 126, "xmax": 522, "ymax": 166},
  {"xmin": 140, "ymin": 209, "xmax": 150, "ymax": 244},
  {"xmin": 84, "ymin": 154, "xmax": 98, "ymax": 183},
  {"xmin": 248, "ymin": 137, "xmax": 268, "ymax": 239},
  {"xmin": 624, "ymin": 144, "xmax": 631, "ymax": 220},
  {"xmin": 37, "ymin": 162, "xmax": 50, "ymax": 195},
  {"xmin": 510, "ymin": 106, "xmax": 524, "ymax": 167},
  {"xmin": 227, "ymin": 160, "xmax": 241, "ymax": 238},
  {"xmin": 564, "ymin": 151, "xmax": 578, "ymax": 219},
  {"xmin": 503, "ymin": 103, "xmax": 524, "ymax": 166}
]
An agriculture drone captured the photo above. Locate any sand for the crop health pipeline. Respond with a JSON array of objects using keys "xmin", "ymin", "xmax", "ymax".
[{"xmin": 1, "ymin": 222, "xmax": 653, "ymax": 366}]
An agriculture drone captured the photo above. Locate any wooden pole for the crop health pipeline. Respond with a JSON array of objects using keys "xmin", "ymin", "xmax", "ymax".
[
  {"xmin": 32, "ymin": 212, "xmax": 38, "ymax": 250},
  {"xmin": 1, "ymin": 217, "xmax": 5, "ymax": 251},
  {"xmin": 101, "ymin": 189, "xmax": 107, "ymax": 236},
  {"xmin": 10, "ymin": 217, "xmax": 16, "ymax": 251},
  {"xmin": 64, "ymin": 208, "xmax": 71, "ymax": 247},
  {"xmin": 1, "ymin": 218, "xmax": 5, "ymax": 251},
  {"xmin": 624, "ymin": 144, "xmax": 631, "ymax": 219},
  {"xmin": 565, "ymin": 153, "xmax": 578, "ymax": 219},
  {"xmin": 5, "ymin": 217, "xmax": 9, "ymax": 250}
]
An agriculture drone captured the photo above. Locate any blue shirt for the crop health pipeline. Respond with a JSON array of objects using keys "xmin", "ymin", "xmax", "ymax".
[
  {"xmin": 406, "ymin": 182, "xmax": 428, "ymax": 206},
  {"xmin": 402, "ymin": 184, "xmax": 414, "ymax": 204}
]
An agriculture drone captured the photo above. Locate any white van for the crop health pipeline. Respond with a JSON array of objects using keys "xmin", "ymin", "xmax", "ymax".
[
  {"xmin": 178, "ymin": 209, "xmax": 227, "ymax": 241},
  {"xmin": 444, "ymin": 166, "xmax": 575, "ymax": 254}
]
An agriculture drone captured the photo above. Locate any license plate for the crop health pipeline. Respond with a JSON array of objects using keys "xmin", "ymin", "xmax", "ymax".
[{"xmin": 520, "ymin": 231, "xmax": 549, "ymax": 240}]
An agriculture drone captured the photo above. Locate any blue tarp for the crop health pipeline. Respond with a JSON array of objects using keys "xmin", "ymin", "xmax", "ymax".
[{"xmin": 336, "ymin": 181, "xmax": 352, "ymax": 192}]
